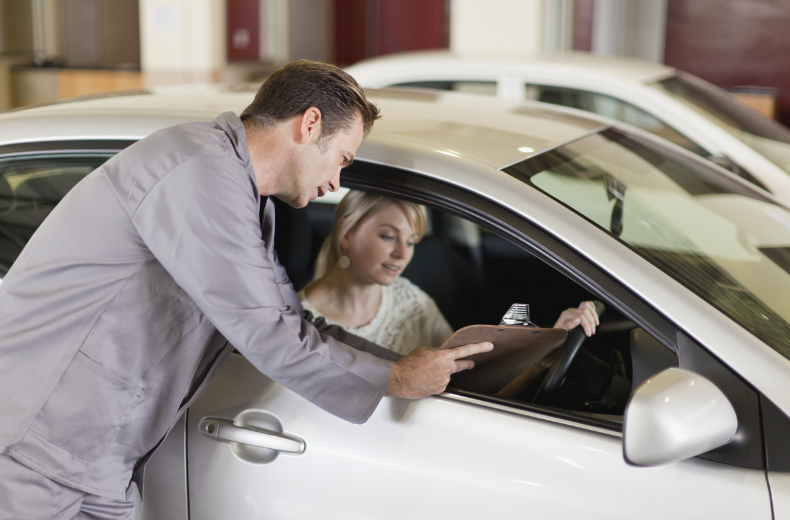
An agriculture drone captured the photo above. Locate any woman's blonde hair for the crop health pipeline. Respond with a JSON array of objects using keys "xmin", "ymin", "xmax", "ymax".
[{"xmin": 313, "ymin": 191, "xmax": 428, "ymax": 280}]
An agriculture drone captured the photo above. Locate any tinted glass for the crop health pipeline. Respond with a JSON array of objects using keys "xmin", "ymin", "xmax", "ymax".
[
  {"xmin": 392, "ymin": 80, "xmax": 497, "ymax": 97},
  {"xmin": 0, "ymin": 154, "xmax": 112, "ymax": 278},
  {"xmin": 653, "ymin": 73, "xmax": 790, "ymax": 175},
  {"xmin": 505, "ymin": 128, "xmax": 790, "ymax": 359},
  {"xmin": 526, "ymin": 84, "xmax": 707, "ymax": 157}
]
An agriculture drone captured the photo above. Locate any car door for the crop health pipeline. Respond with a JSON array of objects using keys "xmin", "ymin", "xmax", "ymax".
[{"xmin": 183, "ymin": 165, "xmax": 772, "ymax": 519}]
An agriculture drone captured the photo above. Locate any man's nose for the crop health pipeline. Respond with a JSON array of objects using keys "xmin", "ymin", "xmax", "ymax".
[{"xmin": 328, "ymin": 172, "xmax": 341, "ymax": 192}]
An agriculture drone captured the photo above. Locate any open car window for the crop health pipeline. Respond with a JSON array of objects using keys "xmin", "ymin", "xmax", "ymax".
[{"xmin": 280, "ymin": 169, "xmax": 682, "ymax": 434}]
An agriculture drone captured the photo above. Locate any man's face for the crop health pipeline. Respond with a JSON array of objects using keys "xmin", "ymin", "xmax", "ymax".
[{"xmin": 283, "ymin": 114, "xmax": 364, "ymax": 208}]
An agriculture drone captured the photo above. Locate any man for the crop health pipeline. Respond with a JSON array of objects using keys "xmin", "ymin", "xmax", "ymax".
[{"xmin": 0, "ymin": 61, "xmax": 491, "ymax": 519}]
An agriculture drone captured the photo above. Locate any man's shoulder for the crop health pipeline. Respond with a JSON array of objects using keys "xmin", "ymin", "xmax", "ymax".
[
  {"xmin": 133, "ymin": 120, "xmax": 233, "ymax": 162},
  {"xmin": 101, "ymin": 116, "xmax": 255, "ymax": 213}
]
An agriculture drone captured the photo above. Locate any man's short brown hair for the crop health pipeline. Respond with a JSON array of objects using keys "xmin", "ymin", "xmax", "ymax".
[{"xmin": 240, "ymin": 60, "xmax": 380, "ymax": 140}]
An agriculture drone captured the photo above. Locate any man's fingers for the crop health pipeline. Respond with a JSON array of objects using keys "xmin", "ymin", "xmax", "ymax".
[
  {"xmin": 446, "ymin": 342, "xmax": 493, "ymax": 360},
  {"xmin": 453, "ymin": 359, "xmax": 475, "ymax": 373}
]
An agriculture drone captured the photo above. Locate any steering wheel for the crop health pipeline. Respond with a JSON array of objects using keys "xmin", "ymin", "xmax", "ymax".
[{"xmin": 533, "ymin": 300, "xmax": 605, "ymax": 405}]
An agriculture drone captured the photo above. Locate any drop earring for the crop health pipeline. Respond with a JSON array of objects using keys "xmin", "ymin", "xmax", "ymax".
[{"xmin": 338, "ymin": 253, "xmax": 351, "ymax": 269}]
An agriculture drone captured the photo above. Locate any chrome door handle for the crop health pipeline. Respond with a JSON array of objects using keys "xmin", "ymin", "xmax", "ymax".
[{"xmin": 199, "ymin": 418, "xmax": 305, "ymax": 454}]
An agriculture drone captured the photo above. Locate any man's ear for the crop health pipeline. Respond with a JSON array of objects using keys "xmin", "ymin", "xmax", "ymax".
[{"xmin": 297, "ymin": 107, "xmax": 322, "ymax": 145}]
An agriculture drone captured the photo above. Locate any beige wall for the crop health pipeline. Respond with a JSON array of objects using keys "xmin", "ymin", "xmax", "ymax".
[
  {"xmin": 140, "ymin": 0, "xmax": 336, "ymax": 87},
  {"xmin": 139, "ymin": 0, "xmax": 226, "ymax": 87},
  {"xmin": 449, "ymin": 0, "xmax": 545, "ymax": 55}
]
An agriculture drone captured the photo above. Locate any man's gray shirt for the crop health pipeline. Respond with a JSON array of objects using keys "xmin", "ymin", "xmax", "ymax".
[{"xmin": 0, "ymin": 112, "xmax": 392, "ymax": 500}]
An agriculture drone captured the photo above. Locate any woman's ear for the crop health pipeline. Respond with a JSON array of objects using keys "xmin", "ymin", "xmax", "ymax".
[{"xmin": 340, "ymin": 232, "xmax": 351, "ymax": 251}]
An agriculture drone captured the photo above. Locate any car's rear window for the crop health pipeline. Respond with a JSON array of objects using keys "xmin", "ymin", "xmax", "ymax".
[{"xmin": 504, "ymin": 128, "xmax": 790, "ymax": 359}]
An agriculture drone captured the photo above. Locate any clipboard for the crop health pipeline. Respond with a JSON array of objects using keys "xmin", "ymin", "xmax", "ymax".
[{"xmin": 441, "ymin": 325, "xmax": 568, "ymax": 394}]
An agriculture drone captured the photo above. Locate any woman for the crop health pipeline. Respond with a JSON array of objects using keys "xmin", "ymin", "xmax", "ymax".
[
  {"xmin": 300, "ymin": 191, "xmax": 600, "ymax": 356},
  {"xmin": 300, "ymin": 191, "xmax": 452, "ymax": 355}
]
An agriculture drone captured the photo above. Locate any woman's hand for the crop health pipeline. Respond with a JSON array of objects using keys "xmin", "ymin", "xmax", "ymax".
[{"xmin": 553, "ymin": 301, "xmax": 599, "ymax": 337}]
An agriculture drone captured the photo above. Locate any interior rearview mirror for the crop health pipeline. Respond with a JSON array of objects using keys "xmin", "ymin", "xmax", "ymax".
[{"xmin": 623, "ymin": 367, "xmax": 737, "ymax": 467}]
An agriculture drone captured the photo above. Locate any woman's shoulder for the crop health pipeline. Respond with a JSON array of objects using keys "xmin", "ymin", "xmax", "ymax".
[{"xmin": 297, "ymin": 288, "xmax": 323, "ymax": 317}]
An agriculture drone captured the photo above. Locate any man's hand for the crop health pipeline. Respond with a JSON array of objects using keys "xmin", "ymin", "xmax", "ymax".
[
  {"xmin": 386, "ymin": 342, "xmax": 493, "ymax": 399},
  {"xmin": 553, "ymin": 300, "xmax": 599, "ymax": 337}
]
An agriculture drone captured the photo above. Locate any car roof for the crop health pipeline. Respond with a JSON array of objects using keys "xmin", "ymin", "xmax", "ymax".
[
  {"xmin": 0, "ymin": 84, "xmax": 608, "ymax": 170},
  {"xmin": 344, "ymin": 50, "xmax": 678, "ymax": 86}
]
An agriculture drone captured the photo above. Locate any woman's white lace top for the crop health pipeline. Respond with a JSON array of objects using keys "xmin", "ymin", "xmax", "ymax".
[{"xmin": 299, "ymin": 277, "xmax": 453, "ymax": 356}]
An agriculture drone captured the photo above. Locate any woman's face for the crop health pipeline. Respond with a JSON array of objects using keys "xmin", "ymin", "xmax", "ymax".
[{"xmin": 342, "ymin": 203, "xmax": 419, "ymax": 286}]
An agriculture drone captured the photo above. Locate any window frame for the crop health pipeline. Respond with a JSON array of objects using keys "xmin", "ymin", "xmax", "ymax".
[
  {"xmin": 341, "ymin": 160, "xmax": 679, "ymax": 436},
  {"xmin": 343, "ymin": 160, "xmax": 769, "ymax": 469},
  {"xmin": 0, "ymin": 139, "xmax": 133, "ymax": 158}
]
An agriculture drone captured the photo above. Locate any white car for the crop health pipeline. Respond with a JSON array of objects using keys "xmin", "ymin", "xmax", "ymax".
[
  {"xmin": 2, "ymin": 87, "xmax": 790, "ymax": 519},
  {"xmin": 345, "ymin": 51, "xmax": 790, "ymax": 206}
]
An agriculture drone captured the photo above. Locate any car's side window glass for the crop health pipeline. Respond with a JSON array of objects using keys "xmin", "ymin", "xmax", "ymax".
[
  {"xmin": 411, "ymin": 210, "xmax": 678, "ymax": 422},
  {"xmin": 0, "ymin": 154, "xmax": 112, "ymax": 278},
  {"xmin": 393, "ymin": 80, "xmax": 497, "ymax": 97},
  {"xmin": 525, "ymin": 84, "xmax": 707, "ymax": 156},
  {"xmin": 291, "ymin": 188, "xmax": 679, "ymax": 429}
]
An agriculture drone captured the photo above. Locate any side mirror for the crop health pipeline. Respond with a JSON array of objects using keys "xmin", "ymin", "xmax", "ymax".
[{"xmin": 623, "ymin": 367, "xmax": 737, "ymax": 467}]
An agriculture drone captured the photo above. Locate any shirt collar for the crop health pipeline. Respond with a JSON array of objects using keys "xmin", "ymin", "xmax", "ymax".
[{"xmin": 213, "ymin": 111, "xmax": 258, "ymax": 196}]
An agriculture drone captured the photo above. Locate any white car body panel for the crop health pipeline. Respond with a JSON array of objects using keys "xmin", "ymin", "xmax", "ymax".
[
  {"xmin": 770, "ymin": 472, "xmax": 790, "ymax": 519},
  {"xmin": 185, "ymin": 354, "xmax": 770, "ymax": 520},
  {"xmin": 0, "ymin": 86, "xmax": 788, "ymax": 517},
  {"xmin": 345, "ymin": 51, "xmax": 790, "ymax": 205}
]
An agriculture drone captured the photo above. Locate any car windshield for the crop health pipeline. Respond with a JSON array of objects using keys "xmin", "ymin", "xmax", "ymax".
[
  {"xmin": 504, "ymin": 128, "xmax": 790, "ymax": 359},
  {"xmin": 651, "ymin": 72, "xmax": 790, "ymax": 175}
]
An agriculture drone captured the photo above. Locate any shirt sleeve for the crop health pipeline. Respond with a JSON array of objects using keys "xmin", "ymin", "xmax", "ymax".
[
  {"xmin": 270, "ymin": 246, "xmax": 304, "ymax": 313},
  {"xmin": 130, "ymin": 157, "xmax": 391, "ymax": 424}
]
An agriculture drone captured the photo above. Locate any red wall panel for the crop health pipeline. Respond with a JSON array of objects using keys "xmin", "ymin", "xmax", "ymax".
[
  {"xmin": 335, "ymin": 0, "xmax": 367, "ymax": 66},
  {"xmin": 378, "ymin": 0, "xmax": 448, "ymax": 55},
  {"xmin": 334, "ymin": 0, "xmax": 448, "ymax": 67},
  {"xmin": 573, "ymin": 0, "xmax": 594, "ymax": 52},
  {"xmin": 227, "ymin": 0, "xmax": 260, "ymax": 62},
  {"xmin": 664, "ymin": 0, "xmax": 790, "ymax": 127}
]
